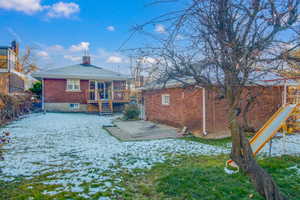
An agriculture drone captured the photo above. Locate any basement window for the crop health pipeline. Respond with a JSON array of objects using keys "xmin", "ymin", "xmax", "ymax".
[
  {"xmin": 66, "ymin": 79, "xmax": 80, "ymax": 91},
  {"xmin": 69, "ymin": 103, "xmax": 80, "ymax": 109},
  {"xmin": 162, "ymin": 94, "xmax": 170, "ymax": 105}
]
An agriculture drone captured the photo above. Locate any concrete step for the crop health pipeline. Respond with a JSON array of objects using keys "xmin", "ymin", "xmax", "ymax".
[{"xmin": 99, "ymin": 112, "xmax": 113, "ymax": 116}]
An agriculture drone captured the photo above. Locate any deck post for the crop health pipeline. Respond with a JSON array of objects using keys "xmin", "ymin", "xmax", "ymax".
[
  {"xmin": 112, "ymin": 81, "xmax": 114, "ymax": 100},
  {"xmin": 283, "ymin": 80, "xmax": 287, "ymax": 105}
]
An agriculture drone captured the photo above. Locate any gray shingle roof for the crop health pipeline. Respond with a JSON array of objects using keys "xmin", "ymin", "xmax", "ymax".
[
  {"xmin": 142, "ymin": 72, "xmax": 298, "ymax": 90},
  {"xmin": 33, "ymin": 64, "xmax": 130, "ymax": 80}
]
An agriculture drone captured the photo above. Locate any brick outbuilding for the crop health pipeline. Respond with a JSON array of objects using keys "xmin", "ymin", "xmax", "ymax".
[{"xmin": 142, "ymin": 79, "xmax": 292, "ymax": 136}]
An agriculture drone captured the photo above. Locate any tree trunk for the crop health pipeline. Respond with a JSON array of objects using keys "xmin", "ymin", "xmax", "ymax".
[{"xmin": 229, "ymin": 105, "xmax": 288, "ymax": 200}]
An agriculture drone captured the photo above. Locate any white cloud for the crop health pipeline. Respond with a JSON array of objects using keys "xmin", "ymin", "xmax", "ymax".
[
  {"xmin": 0, "ymin": 0, "xmax": 43, "ymax": 14},
  {"xmin": 69, "ymin": 42, "xmax": 90, "ymax": 52},
  {"xmin": 36, "ymin": 51, "xmax": 49, "ymax": 58},
  {"xmin": 106, "ymin": 56, "xmax": 123, "ymax": 63},
  {"xmin": 0, "ymin": 1, "xmax": 80, "ymax": 19},
  {"xmin": 47, "ymin": 45, "xmax": 64, "ymax": 52},
  {"xmin": 64, "ymin": 55, "xmax": 81, "ymax": 62},
  {"xmin": 106, "ymin": 26, "xmax": 115, "ymax": 31},
  {"xmin": 140, "ymin": 57, "xmax": 158, "ymax": 64},
  {"xmin": 155, "ymin": 24, "xmax": 166, "ymax": 34},
  {"xmin": 47, "ymin": 2, "xmax": 80, "ymax": 18}
]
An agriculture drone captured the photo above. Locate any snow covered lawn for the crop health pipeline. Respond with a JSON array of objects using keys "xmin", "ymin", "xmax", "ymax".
[
  {"xmin": 0, "ymin": 113, "xmax": 227, "ymax": 199},
  {"xmin": 258, "ymin": 134, "xmax": 300, "ymax": 156}
]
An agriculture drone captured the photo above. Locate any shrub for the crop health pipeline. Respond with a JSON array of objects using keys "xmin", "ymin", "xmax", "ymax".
[
  {"xmin": 123, "ymin": 104, "xmax": 140, "ymax": 120},
  {"xmin": 0, "ymin": 131, "xmax": 10, "ymax": 164},
  {"xmin": 0, "ymin": 93, "xmax": 32, "ymax": 125},
  {"xmin": 29, "ymin": 81, "xmax": 42, "ymax": 97}
]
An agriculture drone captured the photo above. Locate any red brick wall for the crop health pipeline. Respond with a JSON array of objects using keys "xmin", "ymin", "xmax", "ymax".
[
  {"xmin": 242, "ymin": 86, "xmax": 283, "ymax": 130},
  {"xmin": 204, "ymin": 86, "xmax": 283, "ymax": 134},
  {"xmin": 205, "ymin": 89, "xmax": 229, "ymax": 134},
  {"xmin": 44, "ymin": 79, "xmax": 89, "ymax": 104},
  {"xmin": 143, "ymin": 86, "xmax": 283, "ymax": 134},
  {"xmin": 180, "ymin": 88, "xmax": 203, "ymax": 130},
  {"xmin": 144, "ymin": 88, "xmax": 185, "ymax": 127}
]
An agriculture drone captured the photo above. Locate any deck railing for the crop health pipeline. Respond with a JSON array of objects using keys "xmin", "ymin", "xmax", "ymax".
[{"xmin": 87, "ymin": 89, "xmax": 130, "ymax": 103}]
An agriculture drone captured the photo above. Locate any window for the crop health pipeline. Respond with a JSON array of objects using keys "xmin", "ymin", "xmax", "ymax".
[
  {"xmin": 89, "ymin": 80, "xmax": 95, "ymax": 90},
  {"xmin": 162, "ymin": 94, "xmax": 170, "ymax": 105},
  {"xmin": 69, "ymin": 103, "xmax": 80, "ymax": 109},
  {"xmin": 66, "ymin": 79, "xmax": 80, "ymax": 91}
]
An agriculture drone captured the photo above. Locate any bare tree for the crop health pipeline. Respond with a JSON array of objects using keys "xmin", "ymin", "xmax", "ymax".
[
  {"xmin": 132, "ymin": 0, "xmax": 300, "ymax": 199},
  {"xmin": 19, "ymin": 47, "xmax": 39, "ymax": 74}
]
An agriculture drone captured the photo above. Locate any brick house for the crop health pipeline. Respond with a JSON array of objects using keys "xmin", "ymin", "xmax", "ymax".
[
  {"xmin": 0, "ymin": 41, "xmax": 25, "ymax": 94},
  {"xmin": 33, "ymin": 56, "xmax": 131, "ymax": 114},
  {"xmin": 142, "ymin": 77, "xmax": 296, "ymax": 136}
]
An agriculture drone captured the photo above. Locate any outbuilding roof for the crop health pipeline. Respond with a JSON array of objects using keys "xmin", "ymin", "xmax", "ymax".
[
  {"xmin": 33, "ymin": 64, "xmax": 130, "ymax": 80},
  {"xmin": 142, "ymin": 72, "xmax": 299, "ymax": 90}
]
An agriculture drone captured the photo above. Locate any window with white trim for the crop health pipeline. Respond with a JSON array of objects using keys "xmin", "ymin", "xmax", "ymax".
[
  {"xmin": 161, "ymin": 94, "xmax": 170, "ymax": 105},
  {"xmin": 66, "ymin": 79, "xmax": 80, "ymax": 91},
  {"xmin": 69, "ymin": 103, "xmax": 80, "ymax": 109}
]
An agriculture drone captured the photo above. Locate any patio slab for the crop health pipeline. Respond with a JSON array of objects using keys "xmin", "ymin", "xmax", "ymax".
[{"xmin": 105, "ymin": 120, "xmax": 183, "ymax": 141}]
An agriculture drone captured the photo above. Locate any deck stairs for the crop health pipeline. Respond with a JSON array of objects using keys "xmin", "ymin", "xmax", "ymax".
[{"xmin": 98, "ymin": 100, "xmax": 113, "ymax": 115}]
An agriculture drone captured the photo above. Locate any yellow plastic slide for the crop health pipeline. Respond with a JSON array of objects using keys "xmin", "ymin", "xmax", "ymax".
[{"xmin": 227, "ymin": 104, "xmax": 297, "ymax": 167}]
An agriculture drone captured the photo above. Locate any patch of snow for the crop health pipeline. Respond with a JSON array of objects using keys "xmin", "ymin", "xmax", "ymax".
[
  {"xmin": 79, "ymin": 193, "xmax": 90, "ymax": 199},
  {"xmin": 98, "ymin": 197, "xmax": 111, "ymax": 200},
  {"xmin": 70, "ymin": 185, "xmax": 84, "ymax": 193},
  {"xmin": 224, "ymin": 133, "xmax": 300, "ymax": 157},
  {"xmin": 259, "ymin": 134, "xmax": 300, "ymax": 156},
  {"xmin": 42, "ymin": 190, "xmax": 60, "ymax": 196},
  {"xmin": 288, "ymin": 165, "xmax": 300, "ymax": 175},
  {"xmin": 89, "ymin": 186, "xmax": 104, "ymax": 195},
  {"xmin": 0, "ymin": 113, "xmax": 227, "ymax": 195}
]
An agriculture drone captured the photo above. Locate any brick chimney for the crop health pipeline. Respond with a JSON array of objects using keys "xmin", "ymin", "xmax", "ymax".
[{"xmin": 82, "ymin": 56, "xmax": 91, "ymax": 65}]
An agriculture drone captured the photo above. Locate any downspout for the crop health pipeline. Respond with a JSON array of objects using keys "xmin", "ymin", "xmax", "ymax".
[
  {"xmin": 42, "ymin": 78, "xmax": 45, "ymax": 112},
  {"xmin": 202, "ymin": 88, "xmax": 207, "ymax": 136},
  {"xmin": 283, "ymin": 80, "xmax": 287, "ymax": 105}
]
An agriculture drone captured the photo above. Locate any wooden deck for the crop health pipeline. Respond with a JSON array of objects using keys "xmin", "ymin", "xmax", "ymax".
[{"xmin": 86, "ymin": 82, "xmax": 131, "ymax": 114}]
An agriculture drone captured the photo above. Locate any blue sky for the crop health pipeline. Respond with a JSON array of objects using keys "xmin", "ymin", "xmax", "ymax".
[{"xmin": 0, "ymin": 0, "xmax": 180, "ymax": 74}]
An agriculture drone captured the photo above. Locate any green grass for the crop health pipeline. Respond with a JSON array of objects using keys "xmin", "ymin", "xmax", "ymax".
[
  {"xmin": 0, "ymin": 171, "xmax": 114, "ymax": 200},
  {"xmin": 182, "ymin": 136, "xmax": 232, "ymax": 147},
  {"xmin": 115, "ymin": 155, "xmax": 300, "ymax": 200},
  {"xmin": 0, "ymin": 170, "xmax": 82, "ymax": 200},
  {"xmin": 1, "ymin": 155, "xmax": 299, "ymax": 199},
  {"xmin": 1, "ymin": 145, "xmax": 299, "ymax": 200}
]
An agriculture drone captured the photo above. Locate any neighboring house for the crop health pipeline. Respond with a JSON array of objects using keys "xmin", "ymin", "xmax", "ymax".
[
  {"xmin": 142, "ymin": 74, "xmax": 298, "ymax": 136},
  {"xmin": 130, "ymin": 75, "xmax": 145, "ymax": 103},
  {"xmin": 33, "ymin": 56, "xmax": 131, "ymax": 114},
  {"xmin": 23, "ymin": 74, "xmax": 38, "ymax": 91},
  {"xmin": 0, "ymin": 41, "xmax": 25, "ymax": 94}
]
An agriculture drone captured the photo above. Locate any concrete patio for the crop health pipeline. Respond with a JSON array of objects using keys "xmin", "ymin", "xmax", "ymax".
[{"xmin": 105, "ymin": 120, "xmax": 183, "ymax": 141}]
